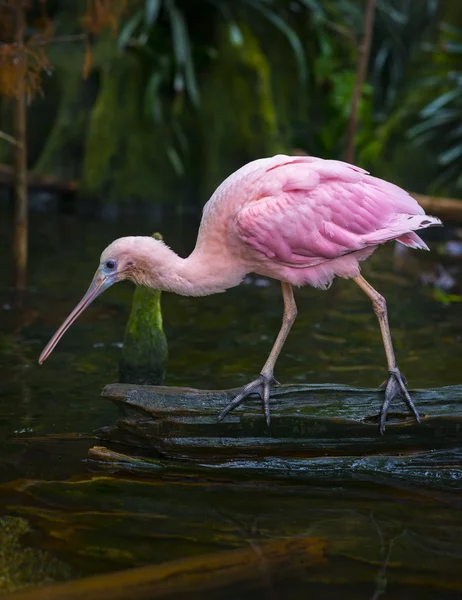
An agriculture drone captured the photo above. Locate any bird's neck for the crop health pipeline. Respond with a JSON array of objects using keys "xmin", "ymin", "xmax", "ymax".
[{"xmin": 145, "ymin": 244, "xmax": 248, "ymax": 297}]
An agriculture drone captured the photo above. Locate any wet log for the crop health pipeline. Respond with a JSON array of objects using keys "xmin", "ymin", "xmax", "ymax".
[
  {"xmin": 87, "ymin": 445, "xmax": 462, "ymax": 492},
  {"xmin": 97, "ymin": 383, "xmax": 462, "ymax": 465}
]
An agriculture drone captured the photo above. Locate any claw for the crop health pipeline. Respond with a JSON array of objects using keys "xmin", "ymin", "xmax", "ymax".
[
  {"xmin": 379, "ymin": 368, "xmax": 420, "ymax": 434},
  {"xmin": 218, "ymin": 373, "xmax": 278, "ymax": 425}
]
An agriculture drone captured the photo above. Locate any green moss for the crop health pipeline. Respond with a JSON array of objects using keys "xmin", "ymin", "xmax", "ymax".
[
  {"xmin": 81, "ymin": 63, "xmax": 120, "ymax": 195},
  {"xmin": 119, "ymin": 234, "xmax": 168, "ymax": 385},
  {"xmin": 33, "ymin": 47, "xmax": 90, "ymax": 179},
  {"xmin": 81, "ymin": 46, "xmax": 177, "ymax": 203},
  {"xmin": 200, "ymin": 23, "xmax": 287, "ymax": 197},
  {"xmin": 0, "ymin": 516, "xmax": 71, "ymax": 594}
]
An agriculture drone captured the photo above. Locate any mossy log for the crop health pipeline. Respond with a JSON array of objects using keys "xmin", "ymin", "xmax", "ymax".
[{"xmin": 97, "ymin": 383, "xmax": 462, "ymax": 488}]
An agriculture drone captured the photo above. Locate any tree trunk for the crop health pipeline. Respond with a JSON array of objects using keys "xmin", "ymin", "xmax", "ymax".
[
  {"xmin": 13, "ymin": 2, "xmax": 28, "ymax": 294},
  {"xmin": 344, "ymin": 0, "xmax": 376, "ymax": 164}
]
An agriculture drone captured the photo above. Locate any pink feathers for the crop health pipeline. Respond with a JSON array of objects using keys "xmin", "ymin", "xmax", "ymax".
[{"xmin": 218, "ymin": 155, "xmax": 441, "ymax": 289}]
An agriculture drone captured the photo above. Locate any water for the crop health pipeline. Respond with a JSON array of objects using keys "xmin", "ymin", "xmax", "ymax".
[{"xmin": 0, "ymin": 208, "xmax": 461, "ymax": 597}]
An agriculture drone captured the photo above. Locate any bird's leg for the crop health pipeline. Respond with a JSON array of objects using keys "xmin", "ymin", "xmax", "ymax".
[
  {"xmin": 218, "ymin": 282, "xmax": 297, "ymax": 426},
  {"xmin": 353, "ymin": 275, "xmax": 420, "ymax": 433}
]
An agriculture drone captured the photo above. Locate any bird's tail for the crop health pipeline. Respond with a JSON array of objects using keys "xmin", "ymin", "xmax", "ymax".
[
  {"xmin": 396, "ymin": 231, "xmax": 430, "ymax": 250},
  {"xmin": 363, "ymin": 214, "xmax": 442, "ymax": 251},
  {"xmin": 396, "ymin": 214, "xmax": 442, "ymax": 250}
]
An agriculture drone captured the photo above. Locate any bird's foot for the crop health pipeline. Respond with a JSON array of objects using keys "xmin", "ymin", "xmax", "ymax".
[
  {"xmin": 218, "ymin": 373, "xmax": 280, "ymax": 426},
  {"xmin": 378, "ymin": 367, "xmax": 420, "ymax": 434}
]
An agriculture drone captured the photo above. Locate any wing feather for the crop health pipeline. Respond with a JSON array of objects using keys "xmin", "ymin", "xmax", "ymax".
[{"xmin": 234, "ymin": 158, "xmax": 437, "ymax": 267}]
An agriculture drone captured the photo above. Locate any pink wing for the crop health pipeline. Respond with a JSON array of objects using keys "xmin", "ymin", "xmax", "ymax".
[{"xmin": 234, "ymin": 158, "xmax": 440, "ymax": 267}]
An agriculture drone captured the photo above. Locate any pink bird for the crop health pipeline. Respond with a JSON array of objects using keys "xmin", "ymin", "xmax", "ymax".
[{"xmin": 39, "ymin": 155, "xmax": 441, "ymax": 433}]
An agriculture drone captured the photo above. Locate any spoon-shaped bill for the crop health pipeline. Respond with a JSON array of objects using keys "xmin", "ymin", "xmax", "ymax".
[{"xmin": 39, "ymin": 270, "xmax": 115, "ymax": 364}]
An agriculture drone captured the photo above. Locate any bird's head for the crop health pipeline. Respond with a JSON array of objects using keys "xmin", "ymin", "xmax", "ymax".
[{"xmin": 39, "ymin": 236, "xmax": 169, "ymax": 364}]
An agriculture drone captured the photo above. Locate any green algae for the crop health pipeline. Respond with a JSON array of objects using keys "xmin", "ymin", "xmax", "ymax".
[{"xmin": 0, "ymin": 516, "xmax": 71, "ymax": 596}]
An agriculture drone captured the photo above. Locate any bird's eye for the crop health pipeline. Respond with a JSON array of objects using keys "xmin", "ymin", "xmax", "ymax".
[{"xmin": 105, "ymin": 260, "xmax": 116, "ymax": 271}]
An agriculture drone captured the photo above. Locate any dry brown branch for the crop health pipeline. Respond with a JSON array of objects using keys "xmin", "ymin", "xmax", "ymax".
[{"xmin": 0, "ymin": 37, "xmax": 53, "ymax": 100}]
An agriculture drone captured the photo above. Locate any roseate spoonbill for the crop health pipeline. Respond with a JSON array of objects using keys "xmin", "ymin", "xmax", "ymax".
[{"xmin": 39, "ymin": 155, "xmax": 441, "ymax": 433}]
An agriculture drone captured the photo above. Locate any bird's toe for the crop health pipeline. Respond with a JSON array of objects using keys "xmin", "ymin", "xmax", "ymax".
[
  {"xmin": 378, "ymin": 368, "xmax": 420, "ymax": 434},
  {"xmin": 218, "ymin": 373, "xmax": 277, "ymax": 424}
]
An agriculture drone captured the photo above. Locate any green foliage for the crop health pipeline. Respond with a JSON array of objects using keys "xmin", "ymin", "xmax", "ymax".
[
  {"xmin": 199, "ymin": 21, "xmax": 283, "ymax": 194},
  {"xmin": 22, "ymin": 0, "xmax": 462, "ymax": 202},
  {"xmin": 116, "ymin": 0, "xmax": 363, "ymax": 174},
  {"xmin": 354, "ymin": 1, "xmax": 462, "ymax": 194},
  {"xmin": 81, "ymin": 43, "xmax": 178, "ymax": 203},
  {"xmin": 371, "ymin": 0, "xmax": 440, "ymax": 116},
  {"xmin": 408, "ymin": 24, "xmax": 462, "ymax": 192}
]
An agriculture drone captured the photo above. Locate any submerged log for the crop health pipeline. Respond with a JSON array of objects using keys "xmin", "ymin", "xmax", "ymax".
[
  {"xmin": 1, "ymin": 471, "xmax": 461, "ymax": 593},
  {"xmin": 97, "ymin": 383, "xmax": 462, "ymax": 476},
  {"xmin": 1, "ymin": 536, "xmax": 326, "ymax": 600}
]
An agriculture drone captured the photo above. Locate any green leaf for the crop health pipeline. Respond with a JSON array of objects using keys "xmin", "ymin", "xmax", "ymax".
[
  {"xmin": 172, "ymin": 121, "xmax": 188, "ymax": 154},
  {"xmin": 184, "ymin": 48, "xmax": 200, "ymax": 107},
  {"xmin": 408, "ymin": 109, "xmax": 460, "ymax": 139},
  {"xmin": 166, "ymin": 0, "xmax": 188, "ymax": 66},
  {"xmin": 298, "ymin": 0, "xmax": 324, "ymax": 18},
  {"xmin": 166, "ymin": 0, "xmax": 199, "ymax": 105},
  {"xmin": 144, "ymin": 72, "xmax": 163, "ymax": 122},
  {"xmin": 145, "ymin": 0, "xmax": 162, "ymax": 27},
  {"xmin": 249, "ymin": 2, "xmax": 307, "ymax": 87},
  {"xmin": 439, "ymin": 144, "xmax": 462, "ymax": 166},
  {"xmin": 377, "ymin": 1, "xmax": 407, "ymax": 25},
  {"xmin": 118, "ymin": 11, "xmax": 143, "ymax": 49},
  {"xmin": 447, "ymin": 123, "xmax": 462, "ymax": 139},
  {"xmin": 208, "ymin": 0, "xmax": 243, "ymax": 46},
  {"xmin": 420, "ymin": 88, "xmax": 460, "ymax": 118},
  {"xmin": 443, "ymin": 42, "xmax": 462, "ymax": 54},
  {"xmin": 229, "ymin": 23, "xmax": 244, "ymax": 46},
  {"xmin": 167, "ymin": 145, "xmax": 185, "ymax": 175}
]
